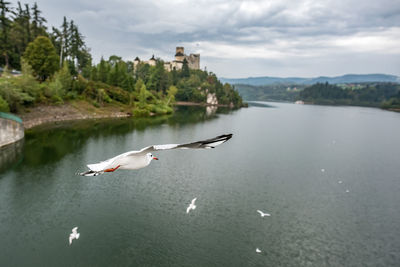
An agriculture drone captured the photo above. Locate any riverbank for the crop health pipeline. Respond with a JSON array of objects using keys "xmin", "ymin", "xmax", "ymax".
[
  {"xmin": 17, "ymin": 101, "xmax": 237, "ymax": 130},
  {"xmin": 18, "ymin": 101, "xmax": 131, "ymax": 130}
]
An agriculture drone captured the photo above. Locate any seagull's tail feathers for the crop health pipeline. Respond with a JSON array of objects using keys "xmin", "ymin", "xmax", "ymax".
[
  {"xmin": 76, "ymin": 233, "xmax": 80, "ymax": 239},
  {"xmin": 193, "ymin": 205, "xmax": 196, "ymax": 210},
  {"xmin": 76, "ymin": 170, "xmax": 103, "ymax": 176}
]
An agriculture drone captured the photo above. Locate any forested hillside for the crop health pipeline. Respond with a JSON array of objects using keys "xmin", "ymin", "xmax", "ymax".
[
  {"xmin": 0, "ymin": 1, "xmax": 243, "ymax": 116},
  {"xmin": 299, "ymin": 82, "xmax": 400, "ymax": 109}
]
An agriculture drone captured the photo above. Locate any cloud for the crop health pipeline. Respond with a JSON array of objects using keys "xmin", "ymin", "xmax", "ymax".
[{"xmin": 23, "ymin": 0, "xmax": 400, "ymax": 77}]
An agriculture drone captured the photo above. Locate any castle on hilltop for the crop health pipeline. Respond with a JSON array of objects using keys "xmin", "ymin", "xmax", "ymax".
[{"xmin": 134, "ymin": 47, "xmax": 200, "ymax": 72}]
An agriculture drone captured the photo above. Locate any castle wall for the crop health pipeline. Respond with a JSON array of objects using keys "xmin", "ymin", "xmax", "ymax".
[{"xmin": 186, "ymin": 54, "xmax": 200, "ymax": 70}]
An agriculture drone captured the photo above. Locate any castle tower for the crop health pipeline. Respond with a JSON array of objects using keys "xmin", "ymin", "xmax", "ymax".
[
  {"xmin": 175, "ymin": 47, "xmax": 185, "ymax": 62},
  {"xmin": 148, "ymin": 55, "xmax": 156, "ymax": 66},
  {"xmin": 133, "ymin": 57, "xmax": 140, "ymax": 70},
  {"xmin": 176, "ymin": 47, "xmax": 184, "ymax": 54}
]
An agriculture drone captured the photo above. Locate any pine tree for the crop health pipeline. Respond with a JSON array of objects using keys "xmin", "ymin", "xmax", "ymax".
[
  {"xmin": 181, "ymin": 58, "xmax": 190, "ymax": 78},
  {"xmin": 98, "ymin": 57, "xmax": 108, "ymax": 83},
  {"xmin": 31, "ymin": 2, "xmax": 47, "ymax": 38},
  {"xmin": 0, "ymin": 0, "xmax": 12, "ymax": 67}
]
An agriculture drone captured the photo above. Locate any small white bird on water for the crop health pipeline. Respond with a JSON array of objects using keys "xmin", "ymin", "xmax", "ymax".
[
  {"xmin": 186, "ymin": 198, "xmax": 197, "ymax": 214},
  {"xmin": 256, "ymin": 248, "xmax": 262, "ymax": 253},
  {"xmin": 78, "ymin": 134, "xmax": 232, "ymax": 176},
  {"xmin": 257, "ymin": 210, "xmax": 271, "ymax": 217},
  {"xmin": 338, "ymin": 180, "xmax": 343, "ymax": 184},
  {"xmin": 69, "ymin": 227, "xmax": 80, "ymax": 245}
]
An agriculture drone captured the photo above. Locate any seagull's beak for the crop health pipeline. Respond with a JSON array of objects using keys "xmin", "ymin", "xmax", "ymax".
[{"xmin": 153, "ymin": 157, "xmax": 159, "ymax": 160}]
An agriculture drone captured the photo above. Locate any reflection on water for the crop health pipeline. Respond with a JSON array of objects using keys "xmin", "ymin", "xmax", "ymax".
[
  {"xmin": 0, "ymin": 139, "xmax": 24, "ymax": 173},
  {"xmin": 246, "ymin": 101, "xmax": 276, "ymax": 108},
  {"xmin": 206, "ymin": 105, "xmax": 217, "ymax": 116}
]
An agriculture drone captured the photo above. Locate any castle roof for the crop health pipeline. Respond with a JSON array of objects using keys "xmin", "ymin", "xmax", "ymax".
[
  {"xmin": 175, "ymin": 52, "xmax": 184, "ymax": 57},
  {"xmin": 149, "ymin": 55, "xmax": 156, "ymax": 60},
  {"xmin": 134, "ymin": 57, "xmax": 140, "ymax": 61}
]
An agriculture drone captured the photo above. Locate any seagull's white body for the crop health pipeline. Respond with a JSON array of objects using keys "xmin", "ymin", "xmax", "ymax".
[
  {"xmin": 256, "ymin": 248, "xmax": 262, "ymax": 253},
  {"xmin": 79, "ymin": 134, "xmax": 233, "ymax": 176},
  {"xmin": 186, "ymin": 198, "xmax": 197, "ymax": 214},
  {"xmin": 69, "ymin": 227, "xmax": 80, "ymax": 245},
  {"xmin": 321, "ymin": 169, "xmax": 325, "ymax": 172},
  {"xmin": 338, "ymin": 180, "xmax": 343, "ymax": 184},
  {"xmin": 257, "ymin": 210, "xmax": 271, "ymax": 217}
]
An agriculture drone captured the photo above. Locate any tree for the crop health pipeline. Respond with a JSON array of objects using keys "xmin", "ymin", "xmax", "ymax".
[
  {"xmin": 97, "ymin": 57, "xmax": 108, "ymax": 83},
  {"xmin": 23, "ymin": 36, "xmax": 59, "ymax": 81},
  {"xmin": 53, "ymin": 60, "xmax": 72, "ymax": 94},
  {"xmin": 0, "ymin": 95, "xmax": 9, "ymax": 111},
  {"xmin": 0, "ymin": 0, "xmax": 12, "ymax": 67},
  {"xmin": 31, "ymin": 2, "xmax": 47, "ymax": 39},
  {"xmin": 138, "ymin": 83, "xmax": 148, "ymax": 107},
  {"xmin": 181, "ymin": 58, "xmax": 189, "ymax": 78},
  {"xmin": 166, "ymin": 85, "xmax": 178, "ymax": 105}
]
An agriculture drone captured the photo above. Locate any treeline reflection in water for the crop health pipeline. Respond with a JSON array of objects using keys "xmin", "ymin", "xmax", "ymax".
[{"xmin": 0, "ymin": 105, "xmax": 234, "ymax": 174}]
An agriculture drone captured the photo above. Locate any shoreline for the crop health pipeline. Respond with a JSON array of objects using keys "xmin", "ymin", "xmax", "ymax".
[
  {"xmin": 175, "ymin": 101, "xmax": 230, "ymax": 107},
  {"xmin": 18, "ymin": 101, "xmax": 230, "ymax": 130},
  {"xmin": 18, "ymin": 102, "xmax": 131, "ymax": 130}
]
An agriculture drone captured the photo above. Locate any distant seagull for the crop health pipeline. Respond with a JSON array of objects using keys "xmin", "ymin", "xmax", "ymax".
[
  {"xmin": 338, "ymin": 181, "xmax": 343, "ymax": 184},
  {"xmin": 256, "ymin": 248, "xmax": 262, "ymax": 253},
  {"xmin": 345, "ymin": 189, "xmax": 350, "ymax": 193},
  {"xmin": 186, "ymin": 198, "xmax": 197, "ymax": 214},
  {"xmin": 78, "ymin": 134, "xmax": 232, "ymax": 176},
  {"xmin": 257, "ymin": 210, "xmax": 271, "ymax": 217},
  {"xmin": 69, "ymin": 227, "xmax": 80, "ymax": 245},
  {"xmin": 321, "ymin": 169, "xmax": 325, "ymax": 172}
]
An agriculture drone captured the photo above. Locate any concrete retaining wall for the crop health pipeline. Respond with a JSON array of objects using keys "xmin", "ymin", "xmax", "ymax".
[{"xmin": 0, "ymin": 115, "xmax": 24, "ymax": 148}]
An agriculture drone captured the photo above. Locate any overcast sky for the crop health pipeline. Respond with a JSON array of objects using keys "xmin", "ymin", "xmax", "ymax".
[{"xmin": 21, "ymin": 0, "xmax": 400, "ymax": 78}]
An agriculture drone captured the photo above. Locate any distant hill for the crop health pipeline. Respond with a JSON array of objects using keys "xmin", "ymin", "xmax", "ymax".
[{"xmin": 221, "ymin": 74, "xmax": 400, "ymax": 86}]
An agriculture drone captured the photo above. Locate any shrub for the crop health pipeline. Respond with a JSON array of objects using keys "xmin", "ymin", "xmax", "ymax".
[
  {"xmin": 0, "ymin": 95, "xmax": 10, "ymax": 112},
  {"xmin": 133, "ymin": 108, "xmax": 150, "ymax": 117}
]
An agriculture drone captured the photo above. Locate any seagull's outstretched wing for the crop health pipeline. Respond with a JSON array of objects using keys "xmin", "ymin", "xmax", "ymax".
[
  {"xmin": 72, "ymin": 227, "xmax": 78, "ymax": 234},
  {"xmin": 191, "ymin": 198, "xmax": 197, "ymax": 205},
  {"xmin": 138, "ymin": 134, "xmax": 233, "ymax": 154},
  {"xmin": 257, "ymin": 210, "xmax": 263, "ymax": 216}
]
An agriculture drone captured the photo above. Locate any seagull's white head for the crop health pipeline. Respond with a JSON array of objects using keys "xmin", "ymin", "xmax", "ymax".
[{"xmin": 147, "ymin": 153, "xmax": 158, "ymax": 163}]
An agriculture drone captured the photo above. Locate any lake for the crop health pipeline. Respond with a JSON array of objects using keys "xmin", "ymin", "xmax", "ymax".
[{"xmin": 1, "ymin": 103, "xmax": 400, "ymax": 266}]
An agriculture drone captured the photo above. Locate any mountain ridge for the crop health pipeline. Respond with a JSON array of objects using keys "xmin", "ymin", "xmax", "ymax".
[{"xmin": 220, "ymin": 74, "xmax": 400, "ymax": 86}]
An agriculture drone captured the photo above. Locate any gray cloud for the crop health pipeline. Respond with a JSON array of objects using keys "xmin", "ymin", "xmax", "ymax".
[{"xmin": 22, "ymin": 0, "xmax": 400, "ymax": 77}]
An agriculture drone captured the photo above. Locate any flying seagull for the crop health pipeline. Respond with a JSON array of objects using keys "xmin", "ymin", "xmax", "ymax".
[
  {"xmin": 69, "ymin": 227, "xmax": 80, "ymax": 245},
  {"xmin": 257, "ymin": 210, "xmax": 271, "ymax": 217},
  {"xmin": 256, "ymin": 248, "xmax": 262, "ymax": 253},
  {"xmin": 78, "ymin": 134, "xmax": 233, "ymax": 176},
  {"xmin": 186, "ymin": 198, "xmax": 197, "ymax": 214}
]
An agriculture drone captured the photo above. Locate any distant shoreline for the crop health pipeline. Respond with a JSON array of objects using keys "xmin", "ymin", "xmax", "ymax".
[{"xmin": 175, "ymin": 101, "xmax": 230, "ymax": 107}]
